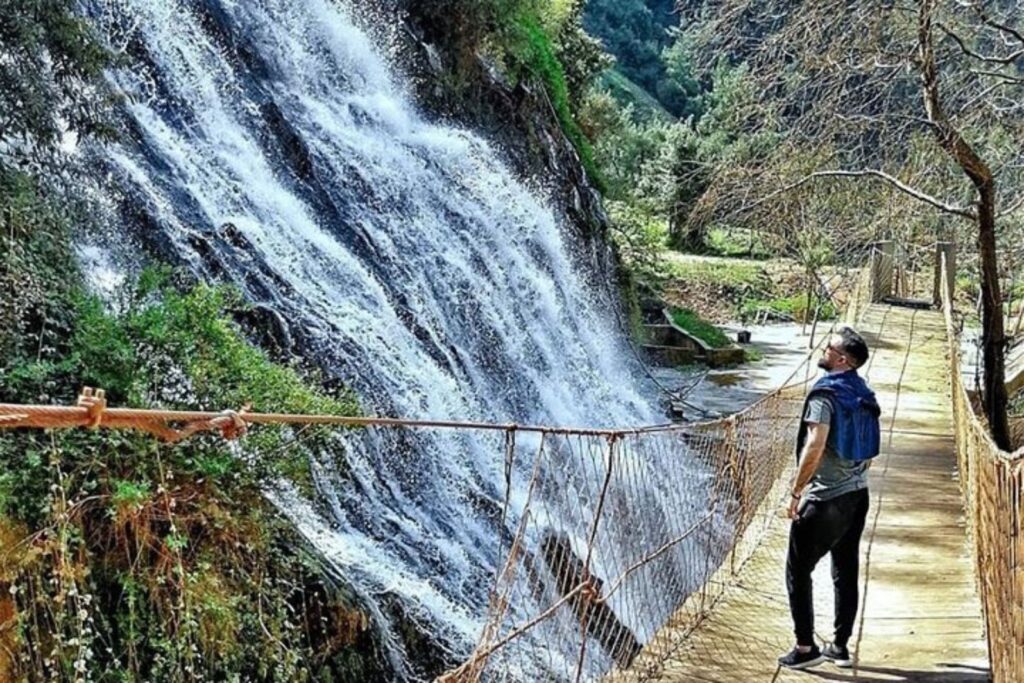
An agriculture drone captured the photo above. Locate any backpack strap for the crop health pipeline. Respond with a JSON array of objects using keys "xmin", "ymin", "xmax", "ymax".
[{"xmin": 795, "ymin": 387, "xmax": 835, "ymax": 463}]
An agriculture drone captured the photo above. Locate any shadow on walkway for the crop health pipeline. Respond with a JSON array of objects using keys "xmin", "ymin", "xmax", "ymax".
[{"xmin": 802, "ymin": 663, "xmax": 990, "ymax": 682}]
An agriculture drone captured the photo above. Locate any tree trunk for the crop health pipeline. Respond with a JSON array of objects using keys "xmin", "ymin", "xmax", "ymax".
[
  {"xmin": 918, "ymin": 0, "xmax": 1011, "ymax": 449},
  {"xmin": 671, "ymin": 214, "xmax": 706, "ymax": 253},
  {"xmin": 975, "ymin": 185, "xmax": 1011, "ymax": 448}
]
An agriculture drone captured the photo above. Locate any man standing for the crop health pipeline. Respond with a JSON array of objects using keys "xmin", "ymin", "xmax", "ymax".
[{"xmin": 778, "ymin": 327, "xmax": 880, "ymax": 670}]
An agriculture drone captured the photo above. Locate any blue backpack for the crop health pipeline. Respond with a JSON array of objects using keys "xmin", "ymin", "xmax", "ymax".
[{"xmin": 803, "ymin": 371, "xmax": 881, "ymax": 462}]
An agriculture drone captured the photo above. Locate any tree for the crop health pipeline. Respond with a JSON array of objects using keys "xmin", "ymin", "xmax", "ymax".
[
  {"xmin": 678, "ymin": 0, "xmax": 1024, "ymax": 449},
  {"xmin": 916, "ymin": 0, "xmax": 1012, "ymax": 448},
  {"xmin": 0, "ymin": 0, "xmax": 109, "ymax": 166},
  {"xmin": 580, "ymin": 90, "xmax": 674, "ymax": 203},
  {"xmin": 657, "ymin": 32, "xmax": 703, "ymax": 118},
  {"xmin": 659, "ymin": 59, "xmax": 780, "ymax": 251}
]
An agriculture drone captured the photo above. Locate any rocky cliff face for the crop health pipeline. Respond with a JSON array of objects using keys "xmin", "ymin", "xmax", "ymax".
[{"xmin": 393, "ymin": 2, "xmax": 610, "ymax": 243}]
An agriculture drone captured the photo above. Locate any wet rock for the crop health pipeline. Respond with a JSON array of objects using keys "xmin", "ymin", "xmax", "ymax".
[
  {"xmin": 218, "ymin": 221, "xmax": 254, "ymax": 251},
  {"xmin": 234, "ymin": 303, "xmax": 294, "ymax": 358},
  {"xmin": 260, "ymin": 100, "xmax": 315, "ymax": 182},
  {"xmin": 541, "ymin": 532, "xmax": 643, "ymax": 668},
  {"xmin": 380, "ymin": 593, "xmax": 460, "ymax": 681},
  {"xmin": 289, "ymin": 533, "xmax": 396, "ymax": 683}
]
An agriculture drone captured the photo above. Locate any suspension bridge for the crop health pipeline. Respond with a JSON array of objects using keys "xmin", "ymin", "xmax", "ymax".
[{"xmin": 0, "ymin": 244, "xmax": 1021, "ymax": 682}]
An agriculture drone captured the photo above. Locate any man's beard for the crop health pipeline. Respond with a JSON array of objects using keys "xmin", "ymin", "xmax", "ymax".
[{"xmin": 818, "ymin": 357, "xmax": 833, "ymax": 370}]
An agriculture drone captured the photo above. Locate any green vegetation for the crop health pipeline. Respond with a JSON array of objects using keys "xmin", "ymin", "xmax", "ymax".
[
  {"xmin": 743, "ymin": 346, "xmax": 764, "ymax": 363},
  {"xmin": 662, "ymin": 255, "xmax": 766, "ymax": 289},
  {"xmin": 582, "ymin": 58, "xmax": 779, "ymax": 270},
  {"xmin": 595, "ymin": 69, "xmax": 672, "ymax": 122},
  {"xmin": 513, "ymin": 16, "xmax": 605, "ymax": 189},
  {"xmin": 0, "ymin": 429, "xmax": 381, "ymax": 682},
  {"xmin": 669, "ymin": 308, "xmax": 731, "ymax": 348},
  {"xmin": 579, "ymin": 91, "xmax": 670, "ymax": 207},
  {"xmin": 653, "ymin": 253, "xmax": 845, "ymax": 328},
  {"xmin": 740, "ymin": 292, "xmax": 838, "ymax": 325},
  {"xmin": 4, "ymin": 271, "xmax": 360, "ymax": 488},
  {"xmin": 415, "ymin": 0, "xmax": 609, "ymax": 187},
  {"xmin": 705, "ymin": 227, "xmax": 772, "ymax": 259},
  {"xmin": 1, "ymin": 246, "xmax": 378, "ymax": 679},
  {"xmin": 582, "ymin": 0, "xmax": 698, "ymax": 116},
  {"xmin": 603, "ymin": 200, "xmax": 670, "ymax": 278}
]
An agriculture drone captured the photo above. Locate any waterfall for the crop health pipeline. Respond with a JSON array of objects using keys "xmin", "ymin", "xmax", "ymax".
[{"xmin": 80, "ymin": 0, "xmax": 684, "ymax": 679}]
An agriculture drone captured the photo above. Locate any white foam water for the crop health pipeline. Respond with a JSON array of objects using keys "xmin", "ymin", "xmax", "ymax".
[{"xmin": 80, "ymin": 1, "xmax": 709, "ymax": 679}]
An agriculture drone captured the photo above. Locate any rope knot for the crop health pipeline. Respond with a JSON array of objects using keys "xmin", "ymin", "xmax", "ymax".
[
  {"xmin": 210, "ymin": 406, "xmax": 249, "ymax": 441},
  {"xmin": 580, "ymin": 576, "xmax": 602, "ymax": 605},
  {"xmin": 76, "ymin": 387, "xmax": 107, "ymax": 429}
]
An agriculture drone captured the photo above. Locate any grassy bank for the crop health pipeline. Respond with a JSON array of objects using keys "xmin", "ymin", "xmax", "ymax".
[{"xmin": 669, "ymin": 308, "xmax": 731, "ymax": 348}]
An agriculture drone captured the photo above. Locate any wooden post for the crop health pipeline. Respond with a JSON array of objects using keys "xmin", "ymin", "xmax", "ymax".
[
  {"xmin": 869, "ymin": 241, "xmax": 894, "ymax": 302},
  {"xmin": 934, "ymin": 241, "xmax": 956, "ymax": 307}
]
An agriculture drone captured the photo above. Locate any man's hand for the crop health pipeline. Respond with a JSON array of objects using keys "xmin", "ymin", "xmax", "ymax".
[
  {"xmin": 788, "ymin": 494, "xmax": 801, "ymax": 520},
  {"xmin": 786, "ymin": 421, "xmax": 829, "ymax": 521}
]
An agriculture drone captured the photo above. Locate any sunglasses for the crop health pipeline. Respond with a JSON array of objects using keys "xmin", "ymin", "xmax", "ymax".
[{"xmin": 824, "ymin": 344, "xmax": 851, "ymax": 362}]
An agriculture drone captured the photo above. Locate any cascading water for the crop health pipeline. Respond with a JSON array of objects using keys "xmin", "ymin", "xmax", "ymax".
[{"xmin": 80, "ymin": 0, "xmax": 709, "ymax": 679}]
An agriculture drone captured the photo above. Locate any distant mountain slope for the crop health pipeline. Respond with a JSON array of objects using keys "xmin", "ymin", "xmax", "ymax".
[
  {"xmin": 582, "ymin": 1, "xmax": 674, "ymax": 94},
  {"xmin": 596, "ymin": 68, "xmax": 673, "ymax": 121}
]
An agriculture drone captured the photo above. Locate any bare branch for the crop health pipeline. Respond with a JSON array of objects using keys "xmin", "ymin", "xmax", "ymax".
[
  {"xmin": 955, "ymin": 80, "xmax": 1011, "ymax": 116},
  {"xmin": 938, "ymin": 22, "xmax": 1024, "ymax": 64},
  {"xmin": 998, "ymin": 194, "xmax": 1024, "ymax": 219},
  {"xmin": 970, "ymin": 68, "xmax": 1024, "ymax": 84},
  {"xmin": 738, "ymin": 169, "xmax": 977, "ymax": 220},
  {"xmin": 968, "ymin": 2, "xmax": 1024, "ymax": 47}
]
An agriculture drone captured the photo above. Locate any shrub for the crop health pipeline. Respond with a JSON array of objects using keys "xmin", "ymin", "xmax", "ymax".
[{"xmin": 0, "ymin": 263, "xmax": 376, "ymax": 680}]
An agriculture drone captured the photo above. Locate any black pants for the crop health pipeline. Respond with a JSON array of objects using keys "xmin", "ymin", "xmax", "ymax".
[{"xmin": 786, "ymin": 488, "xmax": 870, "ymax": 647}]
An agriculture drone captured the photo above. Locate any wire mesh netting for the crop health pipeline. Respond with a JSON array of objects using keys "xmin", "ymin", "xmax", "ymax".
[{"xmin": 436, "ymin": 356, "xmax": 823, "ymax": 683}]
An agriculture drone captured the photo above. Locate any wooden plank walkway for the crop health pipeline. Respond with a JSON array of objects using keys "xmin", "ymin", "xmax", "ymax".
[{"xmin": 637, "ymin": 305, "xmax": 990, "ymax": 682}]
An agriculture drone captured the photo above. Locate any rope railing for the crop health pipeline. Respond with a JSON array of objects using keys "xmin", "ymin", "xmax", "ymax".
[
  {"xmin": 0, "ymin": 267, "xmax": 874, "ymax": 682},
  {"xmin": 0, "ymin": 363, "xmax": 825, "ymax": 683},
  {"xmin": 940, "ymin": 258, "xmax": 1024, "ymax": 683}
]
